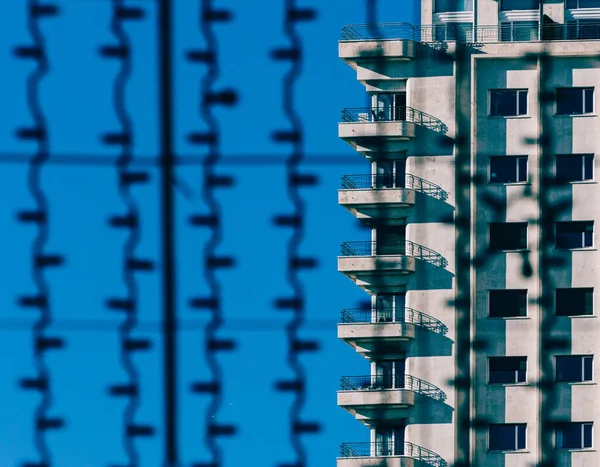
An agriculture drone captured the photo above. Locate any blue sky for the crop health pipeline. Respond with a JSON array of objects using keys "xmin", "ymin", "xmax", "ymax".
[{"xmin": 0, "ymin": 1, "xmax": 418, "ymax": 465}]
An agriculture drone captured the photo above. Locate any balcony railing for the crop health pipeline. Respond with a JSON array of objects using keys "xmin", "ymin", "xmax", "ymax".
[
  {"xmin": 340, "ymin": 307, "xmax": 448, "ymax": 335},
  {"xmin": 339, "ymin": 441, "xmax": 448, "ymax": 467},
  {"xmin": 339, "ymin": 374, "xmax": 447, "ymax": 402},
  {"xmin": 342, "ymin": 22, "xmax": 600, "ymax": 43},
  {"xmin": 341, "ymin": 106, "xmax": 447, "ymax": 134},
  {"xmin": 341, "ymin": 174, "xmax": 448, "ymax": 202},
  {"xmin": 340, "ymin": 240, "xmax": 447, "ymax": 268}
]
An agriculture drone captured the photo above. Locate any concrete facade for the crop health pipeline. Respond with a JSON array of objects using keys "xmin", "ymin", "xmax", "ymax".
[{"xmin": 337, "ymin": 1, "xmax": 600, "ymax": 466}]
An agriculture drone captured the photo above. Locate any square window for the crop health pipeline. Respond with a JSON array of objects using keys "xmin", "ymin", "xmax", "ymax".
[
  {"xmin": 488, "ymin": 357, "xmax": 527, "ymax": 384},
  {"xmin": 489, "ymin": 424, "xmax": 527, "ymax": 451},
  {"xmin": 556, "ymin": 154, "xmax": 594, "ymax": 182},
  {"xmin": 556, "ymin": 288, "xmax": 593, "ymax": 317},
  {"xmin": 556, "ymin": 221, "xmax": 593, "ymax": 249},
  {"xmin": 490, "ymin": 222, "xmax": 527, "ymax": 250},
  {"xmin": 490, "ymin": 90, "xmax": 528, "ymax": 117},
  {"xmin": 435, "ymin": 0, "xmax": 473, "ymax": 13},
  {"xmin": 556, "ymin": 88, "xmax": 594, "ymax": 115},
  {"xmin": 556, "ymin": 423, "xmax": 593, "ymax": 450},
  {"xmin": 501, "ymin": 0, "xmax": 539, "ymax": 10},
  {"xmin": 556, "ymin": 356, "xmax": 593, "ymax": 382},
  {"xmin": 490, "ymin": 156, "xmax": 528, "ymax": 183},
  {"xmin": 489, "ymin": 290, "xmax": 528, "ymax": 318}
]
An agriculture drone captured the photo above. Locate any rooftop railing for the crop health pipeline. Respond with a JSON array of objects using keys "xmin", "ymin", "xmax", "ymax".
[
  {"xmin": 340, "ymin": 240, "xmax": 448, "ymax": 268},
  {"xmin": 341, "ymin": 21, "xmax": 600, "ymax": 44},
  {"xmin": 339, "ymin": 374, "xmax": 447, "ymax": 402},
  {"xmin": 340, "ymin": 307, "xmax": 448, "ymax": 335},
  {"xmin": 341, "ymin": 106, "xmax": 447, "ymax": 134},
  {"xmin": 339, "ymin": 441, "xmax": 448, "ymax": 467},
  {"xmin": 340, "ymin": 173, "xmax": 448, "ymax": 202}
]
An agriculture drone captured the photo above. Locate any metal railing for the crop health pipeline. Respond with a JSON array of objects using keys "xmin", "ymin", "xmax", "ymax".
[
  {"xmin": 341, "ymin": 106, "xmax": 447, "ymax": 134},
  {"xmin": 339, "ymin": 374, "xmax": 447, "ymax": 402},
  {"xmin": 341, "ymin": 22, "xmax": 600, "ymax": 44},
  {"xmin": 339, "ymin": 441, "xmax": 448, "ymax": 467},
  {"xmin": 339, "ymin": 307, "xmax": 448, "ymax": 335},
  {"xmin": 341, "ymin": 174, "xmax": 448, "ymax": 202},
  {"xmin": 340, "ymin": 240, "xmax": 448, "ymax": 268}
]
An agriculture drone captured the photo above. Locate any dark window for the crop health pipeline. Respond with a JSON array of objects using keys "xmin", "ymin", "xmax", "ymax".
[
  {"xmin": 567, "ymin": 0, "xmax": 600, "ymax": 8},
  {"xmin": 557, "ymin": 88, "xmax": 594, "ymax": 115},
  {"xmin": 490, "ymin": 156, "xmax": 527, "ymax": 183},
  {"xmin": 489, "ymin": 357, "xmax": 527, "ymax": 384},
  {"xmin": 556, "ymin": 154, "xmax": 594, "ymax": 182},
  {"xmin": 556, "ymin": 356, "xmax": 593, "ymax": 382},
  {"xmin": 433, "ymin": 23, "xmax": 473, "ymax": 42},
  {"xmin": 435, "ymin": 0, "xmax": 473, "ymax": 12},
  {"xmin": 500, "ymin": 21, "xmax": 539, "ymax": 42},
  {"xmin": 489, "ymin": 424, "xmax": 527, "ymax": 451},
  {"xmin": 556, "ymin": 288, "xmax": 594, "ymax": 316},
  {"xmin": 490, "ymin": 90, "xmax": 528, "ymax": 117},
  {"xmin": 490, "ymin": 223, "xmax": 527, "ymax": 250},
  {"xmin": 489, "ymin": 290, "xmax": 528, "ymax": 318},
  {"xmin": 501, "ymin": 0, "xmax": 539, "ymax": 9},
  {"xmin": 556, "ymin": 221, "xmax": 593, "ymax": 249},
  {"xmin": 556, "ymin": 423, "xmax": 593, "ymax": 449},
  {"xmin": 566, "ymin": 20, "xmax": 600, "ymax": 40}
]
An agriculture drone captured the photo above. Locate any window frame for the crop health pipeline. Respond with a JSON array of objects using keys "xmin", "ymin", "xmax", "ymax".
[
  {"xmin": 556, "ymin": 422, "xmax": 593, "ymax": 450},
  {"xmin": 489, "ymin": 156, "xmax": 528, "ymax": 184},
  {"xmin": 556, "ymin": 87, "xmax": 594, "ymax": 116},
  {"xmin": 555, "ymin": 355, "xmax": 593, "ymax": 383},
  {"xmin": 488, "ymin": 289, "xmax": 528, "ymax": 318},
  {"xmin": 555, "ymin": 221, "xmax": 594, "ymax": 250},
  {"xmin": 555, "ymin": 288, "xmax": 594, "ymax": 317},
  {"xmin": 489, "ymin": 222, "xmax": 528, "ymax": 251},
  {"xmin": 488, "ymin": 356, "xmax": 528, "ymax": 385},
  {"xmin": 488, "ymin": 424, "xmax": 527, "ymax": 452},
  {"xmin": 555, "ymin": 154, "xmax": 594, "ymax": 183},
  {"xmin": 489, "ymin": 89, "xmax": 529, "ymax": 117}
]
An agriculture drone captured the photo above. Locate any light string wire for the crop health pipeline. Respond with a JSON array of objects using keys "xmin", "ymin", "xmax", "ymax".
[
  {"xmin": 271, "ymin": 1, "xmax": 320, "ymax": 466},
  {"xmin": 187, "ymin": 1, "xmax": 238, "ymax": 466},
  {"xmin": 102, "ymin": 1, "xmax": 154, "ymax": 466},
  {"xmin": 15, "ymin": 2, "xmax": 64, "ymax": 467}
]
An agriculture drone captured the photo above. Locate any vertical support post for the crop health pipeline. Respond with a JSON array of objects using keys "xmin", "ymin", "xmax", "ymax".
[{"xmin": 158, "ymin": 0, "xmax": 178, "ymax": 464}]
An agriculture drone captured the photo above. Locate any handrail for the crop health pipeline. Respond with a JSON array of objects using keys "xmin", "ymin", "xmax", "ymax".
[
  {"xmin": 339, "ymin": 307, "xmax": 448, "ymax": 335},
  {"xmin": 340, "ymin": 240, "xmax": 448, "ymax": 269},
  {"xmin": 341, "ymin": 173, "xmax": 448, "ymax": 202},
  {"xmin": 341, "ymin": 106, "xmax": 447, "ymax": 134},
  {"xmin": 339, "ymin": 374, "xmax": 447, "ymax": 402},
  {"xmin": 341, "ymin": 22, "xmax": 600, "ymax": 43},
  {"xmin": 339, "ymin": 441, "xmax": 448, "ymax": 467}
]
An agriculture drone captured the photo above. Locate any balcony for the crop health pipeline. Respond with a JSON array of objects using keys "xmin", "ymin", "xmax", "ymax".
[
  {"xmin": 339, "ymin": 107, "xmax": 447, "ymax": 152},
  {"xmin": 339, "ymin": 173, "xmax": 447, "ymax": 221},
  {"xmin": 338, "ymin": 240, "xmax": 447, "ymax": 292},
  {"xmin": 338, "ymin": 307, "xmax": 448, "ymax": 356},
  {"xmin": 338, "ymin": 374, "xmax": 446, "ymax": 421},
  {"xmin": 338, "ymin": 442, "xmax": 447, "ymax": 467},
  {"xmin": 339, "ymin": 22, "xmax": 418, "ymax": 67},
  {"xmin": 341, "ymin": 21, "xmax": 600, "ymax": 44}
]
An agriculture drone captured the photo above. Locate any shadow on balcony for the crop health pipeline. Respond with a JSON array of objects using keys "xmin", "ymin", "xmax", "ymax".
[
  {"xmin": 339, "ymin": 174, "xmax": 454, "ymax": 224},
  {"xmin": 338, "ymin": 375, "xmax": 452, "ymax": 425},
  {"xmin": 338, "ymin": 307, "xmax": 453, "ymax": 358}
]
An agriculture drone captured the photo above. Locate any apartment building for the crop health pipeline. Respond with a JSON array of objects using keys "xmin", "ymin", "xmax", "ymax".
[{"xmin": 336, "ymin": 1, "xmax": 600, "ymax": 466}]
